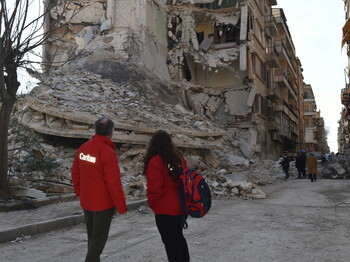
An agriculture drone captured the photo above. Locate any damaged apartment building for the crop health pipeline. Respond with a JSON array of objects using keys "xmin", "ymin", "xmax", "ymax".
[
  {"xmin": 340, "ymin": 0, "xmax": 350, "ymax": 154},
  {"xmin": 33, "ymin": 0, "xmax": 329, "ymax": 159}
]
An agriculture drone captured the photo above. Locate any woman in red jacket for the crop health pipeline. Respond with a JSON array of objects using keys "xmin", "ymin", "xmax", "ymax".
[{"xmin": 144, "ymin": 130, "xmax": 189, "ymax": 262}]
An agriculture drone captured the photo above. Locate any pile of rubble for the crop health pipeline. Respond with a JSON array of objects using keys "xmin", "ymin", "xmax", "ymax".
[
  {"xmin": 8, "ymin": 115, "xmax": 287, "ymax": 201},
  {"xmin": 7, "ymin": 57, "xmax": 288, "ymax": 200},
  {"xmin": 318, "ymin": 155, "xmax": 350, "ymax": 179}
]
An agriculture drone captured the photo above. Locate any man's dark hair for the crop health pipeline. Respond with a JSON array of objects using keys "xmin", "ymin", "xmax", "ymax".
[{"xmin": 94, "ymin": 118, "xmax": 114, "ymax": 136}]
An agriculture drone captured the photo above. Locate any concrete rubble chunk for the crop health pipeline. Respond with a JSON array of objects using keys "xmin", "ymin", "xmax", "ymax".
[
  {"xmin": 226, "ymin": 155, "xmax": 249, "ymax": 167},
  {"xmin": 75, "ymin": 27, "xmax": 95, "ymax": 46},
  {"xmin": 239, "ymin": 138, "xmax": 254, "ymax": 159},
  {"xmin": 327, "ymin": 162, "xmax": 346, "ymax": 176},
  {"xmin": 199, "ymin": 38, "xmax": 213, "ymax": 51}
]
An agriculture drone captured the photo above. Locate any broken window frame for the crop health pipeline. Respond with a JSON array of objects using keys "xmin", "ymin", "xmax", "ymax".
[{"xmin": 213, "ymin": 23, "xmax": 240, "ymax": 45}]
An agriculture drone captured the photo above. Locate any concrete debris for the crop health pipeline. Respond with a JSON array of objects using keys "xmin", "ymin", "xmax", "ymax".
[
  {"xmin": 13, "ymin": 187, "xmax": 47, "ymax": 199},
  {"xmin": 9, "ymin": 102, "xmax": 285, "ymax": 201},
  {"xmin": 318, "ymin": 155, "xmax": 350, "ymax": 179},
  {"xmin": 75, "ymin": 27, "xmax": 95, "ymax": 46}
]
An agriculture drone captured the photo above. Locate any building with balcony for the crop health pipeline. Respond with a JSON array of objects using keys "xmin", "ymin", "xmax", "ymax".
[
  {"xmin": 265, "ymin": 8, "xmax": 304, "ymax": 156},
  {"xmin": 304, "ymin": 84, "xmax": 329, "ymax": 154},
  {"xmin": 339, "ymin": 0, "xmax": 350, "ymax": 154}
]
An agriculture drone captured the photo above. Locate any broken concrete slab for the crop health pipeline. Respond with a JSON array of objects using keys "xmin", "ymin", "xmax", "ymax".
[
  {"xmin": 239, "ymin": 138, "xmax": 254, "ymax": 158},
  {"xmin": 75, "ymin": 27, "xmax": 95, "ymax": 46}
]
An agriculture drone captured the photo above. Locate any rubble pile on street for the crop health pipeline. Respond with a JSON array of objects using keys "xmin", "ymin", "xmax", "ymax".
[
  {"xmin": 318, "ymin": 155, "xmax": 350, "ymax": 179},
  {"xmin": 8, "ymin": 118, "xmax": 287, "ymax": 200},
  {"xmin": 8, "ymin": 60, "xmax": 288, "ymax": 200}
]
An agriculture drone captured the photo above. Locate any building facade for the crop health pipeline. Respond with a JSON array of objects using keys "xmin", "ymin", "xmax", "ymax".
[{"xmin": 339, "ymin": 0, "xmax": 350, "ymax": 154}]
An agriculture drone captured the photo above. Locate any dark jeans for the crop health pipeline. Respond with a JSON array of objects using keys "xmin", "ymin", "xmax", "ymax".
[
  {"xmin": 297, "ymin": 168, "xmax": 306, "ymax": 178},
  {"xmin": 83, "ymin": 207, "xmax": 115, "ymax": 262},
  {"xmin": 283, "ymin": 168, "xmax": 289, "ymax": 180},
  {"xmin": 309, "ymin": 174, "xmax": 317, "ymax": 182},
  {"xmin": 155, "ymin": 214, "xmax": 190, "ymax": 262}
]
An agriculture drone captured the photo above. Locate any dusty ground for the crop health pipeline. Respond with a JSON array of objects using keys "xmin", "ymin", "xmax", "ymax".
[{"xmin": 1, "ymin": 179, "xmax": 350, "ymax": 262}]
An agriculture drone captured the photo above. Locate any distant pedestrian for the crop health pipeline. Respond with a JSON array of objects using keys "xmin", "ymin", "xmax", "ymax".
[
  {"xmin": 306, "ymin": 153, "xmax": 318, "ymax": 182},
  {"xmin": 144, "ymin": 130, "xmax": 190, "ymax": 262},
  {"xmin": 295, "ymin": 151, "xmax": 306, "ymax": 179},
  {"xmin": 72, "ymin": 118, "xmax": 127, "ymax": 262},
  {"xmin": 321, "ymin": 154, "xmax": 327, "ymax": 165},
  {"xmin": 280, "ymin": 155, "xmax": 290, "ymax": 181}
]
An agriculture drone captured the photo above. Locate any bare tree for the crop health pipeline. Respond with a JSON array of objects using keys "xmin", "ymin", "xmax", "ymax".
[{"xmin": 0, "ymin": 0, "xmax": 73, "ymax": 198}]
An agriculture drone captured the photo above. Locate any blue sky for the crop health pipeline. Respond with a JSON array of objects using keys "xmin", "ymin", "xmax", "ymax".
[{"xmin": 276, "ymin": 0, "xmax": 347, "ymax": 153}]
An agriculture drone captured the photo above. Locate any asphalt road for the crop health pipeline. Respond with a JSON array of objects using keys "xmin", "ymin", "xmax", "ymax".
[{"xmin": 1, "ymin": 179, "xmax": 350, "ymax": 262}]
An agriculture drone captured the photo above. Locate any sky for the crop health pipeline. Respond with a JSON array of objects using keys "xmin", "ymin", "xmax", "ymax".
[{"xmin": 276, "ymin": 0, "xmax": 347, "ymax": 153}]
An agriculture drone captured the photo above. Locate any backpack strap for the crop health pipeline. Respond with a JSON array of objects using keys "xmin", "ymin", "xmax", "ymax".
[{"xmin": 181, "ymin": 213, "xmax": 188, "ymax": 229}]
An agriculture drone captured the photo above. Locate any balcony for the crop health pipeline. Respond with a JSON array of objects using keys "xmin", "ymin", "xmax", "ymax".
[
  {"xmin": 291, "ymin": 125, "xmax": 298, "ymax": 135},
  {"xmin": 275, "ymin": 41, "xmax": 287, "ymax": 60},
  {"xmin": 275, "ymin": 41, "xmax": 297, "ymax": 76},
  {"xmin": 275, "ymin": 103, "xmax": 298, "ymax": 124},
  {"xmin": 268, "ymin": 117, "xmax": 281, "ymax": 131},
  {"xmin": 266, "ymin": 0, "xmax": 277, "ymax": 6},
  {"xmin": 279, "ymin": 126, "xmax": 291, "ymax": 139},
  {"xmin": 265, "ymin": 15, "xmax": 278, "ymax": 37},
  {"xmin": 304, "ymin": 98, "xmax": 316, "ymax": 103},
  {"xmin": 266, "ymin": 47, "xmax": 279, "ymax": 68},
  {"xmin": 341, "ymin": 87, "xmax": 350, "ymax": 105},
  {"xmin": 275, "ymin": 70, "xmax": 297, "ymax": 100},
  {"xmin": 275, "ymin": 69, "xmax": 288, "ymax": 87},
  {"xmin": 304, "ymin": 110, "xmax": 317, "ymax": 116},
  {"xmin": 267, "ymin": 82, "xmax": 280, "ymax": 100}
]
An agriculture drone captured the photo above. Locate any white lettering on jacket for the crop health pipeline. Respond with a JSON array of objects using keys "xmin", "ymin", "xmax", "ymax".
[{"xmin": 79, "ymin": 153, "xmax": 96, "ymax": 163}]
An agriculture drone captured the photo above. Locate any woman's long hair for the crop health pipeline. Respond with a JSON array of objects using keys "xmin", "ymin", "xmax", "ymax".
[{"xmin": 143, "ymin": 130, "xmax": 182, "ymax": 181}]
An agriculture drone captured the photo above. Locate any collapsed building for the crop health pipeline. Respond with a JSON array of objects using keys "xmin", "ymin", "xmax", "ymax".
[
  {"xmin": 9, "ymin": 0, "xmax": 330, "ymax": 199},
  {"xmin": 42, "ymin": 0, "xmax": 329, "ymax": 158}
]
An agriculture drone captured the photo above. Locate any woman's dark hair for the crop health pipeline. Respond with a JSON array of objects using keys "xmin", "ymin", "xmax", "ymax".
[{"xmin": 143, "ymin": 130, "xmax": 182, "ymax": 181}]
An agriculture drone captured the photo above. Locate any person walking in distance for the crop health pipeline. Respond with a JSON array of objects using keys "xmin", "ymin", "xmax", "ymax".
[
  {"xmin": 295, "ymin": 151, "xmax": 307, "ymax": 179},
  {"xmin": 280, "ymin": 154, "xmax": 290, "ymax": 181},
  {"xmin": 144, "ymin": 130, "xmax": 190, "ymax": 262},
  {"xmin": 306, "ymin": 153, "xmax": 318, "ymax": 182},
  {"xmin": 72, "ymin": 118, "xmax": 127, "ymax": 262}
]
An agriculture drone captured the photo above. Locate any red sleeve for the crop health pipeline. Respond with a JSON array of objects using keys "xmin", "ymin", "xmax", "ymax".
[
  {"xmin": 71, "ymin": 153, "xmax": 80, "ymax": 197},
  {"xmin": 146, "ymin": 157, "xmax": 164, "ymax": 210},
  {"xmin": 102, "ymin": 150, "xmax": 127, "ymax": 214}
]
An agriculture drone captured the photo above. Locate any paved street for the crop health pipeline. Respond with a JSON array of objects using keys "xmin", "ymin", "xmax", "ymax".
[{"xmin": 1, "ymin": 179, "xmax": 350, "ymax": 262}]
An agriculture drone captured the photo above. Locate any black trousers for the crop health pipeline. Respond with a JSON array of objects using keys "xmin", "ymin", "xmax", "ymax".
[
  {"xmin": 297, "ymin": 168, "xmax": 306, "ymax": 178},
  {"xmin": 83, "ymin": 207, "xmax": 115, "ymax": 262},
  {"xmin": 309, "ymin": 174, "xmax": 317, "ymax": 182},
  {"xmin": 155, "ymin": 214, "xmax": 190, "ymax": 262}
]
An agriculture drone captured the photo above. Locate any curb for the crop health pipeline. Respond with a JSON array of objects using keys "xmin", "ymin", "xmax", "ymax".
[
  {"xmin": 0, "ymin": 194, "xmax": 77, "ymax": 212},
  {"xmin": 0, "ymin": 199, "xmax": 147, "ymax": 243}
]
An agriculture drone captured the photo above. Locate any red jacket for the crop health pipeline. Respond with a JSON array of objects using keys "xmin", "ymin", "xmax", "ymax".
[
  {"xmin": 71, "ymin": 135, "xmax": 127, "ymax": 213},
  {"xmin": 146, "ymin": 155, "xmax": 186, "ymax": 215}
]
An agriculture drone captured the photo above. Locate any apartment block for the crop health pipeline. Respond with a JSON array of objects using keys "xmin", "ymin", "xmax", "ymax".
[
  {"xmin": 303, "ymin": 84, "xmax": 328, "ymax": 154},
  {"xmin": 340, "ymin": 0, "xmax": 350, "ymax": 154}
]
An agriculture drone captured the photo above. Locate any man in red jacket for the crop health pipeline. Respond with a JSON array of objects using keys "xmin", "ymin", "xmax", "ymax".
[{"xmin": 72, "ymin": 117, "xmax": 127, "ymax": 262}]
